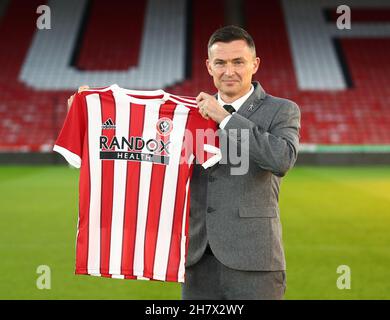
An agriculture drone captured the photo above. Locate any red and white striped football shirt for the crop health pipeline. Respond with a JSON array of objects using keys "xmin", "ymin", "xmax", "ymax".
[{"xmin": 53, "ymin": 85, "xmax": 221, "ymax": 282}]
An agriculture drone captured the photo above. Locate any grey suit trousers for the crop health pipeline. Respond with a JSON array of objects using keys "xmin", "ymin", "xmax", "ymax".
[{"xmin": 181, "ymin": 248, "xmax": 287, "ymax": 300}]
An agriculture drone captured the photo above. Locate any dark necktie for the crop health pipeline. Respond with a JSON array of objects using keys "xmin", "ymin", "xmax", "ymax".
[{"xmin": 223, "ymin": 104, "xmax": 235, "ymax": 114}]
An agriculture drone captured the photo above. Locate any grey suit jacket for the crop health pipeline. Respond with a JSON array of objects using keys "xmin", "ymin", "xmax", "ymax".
[{"xmin": 186, "ymin": 81, "xmax": 301, "ymax": 271}]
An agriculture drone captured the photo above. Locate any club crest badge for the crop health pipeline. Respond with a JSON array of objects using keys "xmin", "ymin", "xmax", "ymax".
[{"xmin": 156, "ymin": 118, "xmax": 173, "ymax": 136}]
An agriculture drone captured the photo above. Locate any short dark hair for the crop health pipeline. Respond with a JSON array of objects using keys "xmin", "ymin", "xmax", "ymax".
[{"xmin": 207, "ymin": 25, "xmax": 256, "ymax": 56}]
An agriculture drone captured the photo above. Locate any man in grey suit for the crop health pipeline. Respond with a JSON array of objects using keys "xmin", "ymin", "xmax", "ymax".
[
  {"xmin": 67, "ymin": 25, "xmax": 300, "ymax": 300},
  {"xmin": 182, "ymin": 25, "xmax": 301, "ymax": 300}
]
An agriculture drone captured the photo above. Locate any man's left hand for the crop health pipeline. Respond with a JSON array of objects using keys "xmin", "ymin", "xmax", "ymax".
[{"xmin": 196, "ymin": 92, "xmax": 230, "ymax": 123}]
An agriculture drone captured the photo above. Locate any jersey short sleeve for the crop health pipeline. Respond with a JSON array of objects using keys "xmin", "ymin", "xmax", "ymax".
[
  {"xmin": 53, "ymin": 93, "xmax": 86, "ymax": 168},
  {"xmin": 188, "ymin": 110, "xmax": 222, "ymax": 169}
]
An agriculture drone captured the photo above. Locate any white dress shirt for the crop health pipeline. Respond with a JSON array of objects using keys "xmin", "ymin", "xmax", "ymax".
[{"xmin": 218, "ymin": 85, "xmax": 254, "ymax": 129}]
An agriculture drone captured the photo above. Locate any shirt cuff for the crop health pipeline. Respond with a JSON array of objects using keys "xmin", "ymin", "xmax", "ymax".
[{"xmin": 219, "ymin": 114, "xmax": 233, "ymax": 129}]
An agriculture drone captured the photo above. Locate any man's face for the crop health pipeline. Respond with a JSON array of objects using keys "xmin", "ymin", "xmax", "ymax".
[{"xmin": 206, "ymin": 40, "xmax": 260, "ymax": 99}]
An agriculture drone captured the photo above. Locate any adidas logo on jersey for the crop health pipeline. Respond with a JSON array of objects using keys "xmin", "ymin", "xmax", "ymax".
[{"xmin": 102, "ymin": 118, "xmax": 116, "ymax": 129}]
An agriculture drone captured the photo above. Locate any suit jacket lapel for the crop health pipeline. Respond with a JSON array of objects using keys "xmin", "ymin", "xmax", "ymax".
[
  {"xmin": 236, "ymin": 81, "xmax": 266, "ymax": 119},
  {"xmin": 210, "ymin": 82, "xmax": 267, "ymax": 171}
]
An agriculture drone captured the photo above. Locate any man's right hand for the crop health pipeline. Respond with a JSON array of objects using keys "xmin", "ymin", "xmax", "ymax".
[{"xmin": 67, "ymin": 85, "xmax": 90, "ymax": 110}]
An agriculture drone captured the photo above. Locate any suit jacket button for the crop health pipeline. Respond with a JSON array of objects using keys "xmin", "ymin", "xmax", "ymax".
[
  {"xmin": 207, "ymin": 207, "xmax": 215, "ymax": 213},
  {"xmin": 208, "ymin": 175, "xmax": 216, "ymax": 182}
]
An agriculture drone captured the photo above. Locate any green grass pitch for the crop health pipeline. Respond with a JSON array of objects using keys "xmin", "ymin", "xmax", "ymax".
[{"xmin": 0, "ymin": 165, "xmax": 389, "ymax": 299}]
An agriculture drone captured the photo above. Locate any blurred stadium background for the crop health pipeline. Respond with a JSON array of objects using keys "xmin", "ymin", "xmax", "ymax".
[{"xmin": 0, "ymin": 0, "xmax": 389, "ymax": 299}]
